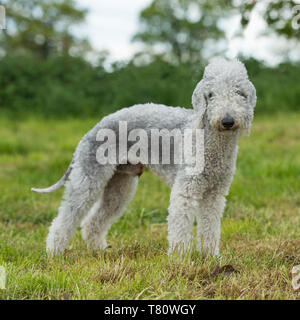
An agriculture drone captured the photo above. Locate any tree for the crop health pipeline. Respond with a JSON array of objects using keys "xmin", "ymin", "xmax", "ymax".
[
  {"xmin": 1, "ymin": 0, "xmax": 90, "ymax": 59},
  {"xmin": 240, "ymin": 0, "xmax": 300, "ymax": 40},
  {"xmin": 132, "ymin": 0, "xmax": 232, "ymax": 65},
  {"xmin": 238, "ymin": 0, "xmax": 300, "ymax": 62}
]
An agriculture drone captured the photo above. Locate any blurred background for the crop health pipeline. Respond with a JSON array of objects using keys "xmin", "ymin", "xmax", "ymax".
[{"xmin": 0, "ymin": 0, "xmax": 299, "ymax": 118}]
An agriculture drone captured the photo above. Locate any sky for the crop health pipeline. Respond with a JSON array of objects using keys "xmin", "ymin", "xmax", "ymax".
[
  {"xmin": 76, "ymin": 0, "xmax": 300, "ymax": 66},
  {"xmin": 76, "ymin": 0, "xmax": 152, "ymax": 62}
]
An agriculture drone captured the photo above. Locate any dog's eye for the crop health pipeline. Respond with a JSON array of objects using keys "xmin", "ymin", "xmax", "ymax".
[
  {"xmin": 236, "ymin": 90, "xmax": 247, "ymax": 99},
  {"xmin": 208, "ymin": 92, "xmax": 214, "ymax": 100}
]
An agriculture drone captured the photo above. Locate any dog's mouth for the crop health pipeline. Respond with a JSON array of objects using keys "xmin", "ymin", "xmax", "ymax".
[{"xmin": 217, "ymin": 123, "xmax": 239, "ymax": 132}]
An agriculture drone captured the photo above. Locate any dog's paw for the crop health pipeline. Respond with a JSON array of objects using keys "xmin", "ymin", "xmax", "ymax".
[
  {"xmin": 168, "ymin": 244, "xmax": 192, "ymax": 262},
  {"xmin": 46, "ymin": 231, "xmax": 68, "ymax": 257},
  {"xmin": 46, "ymin": 241, "xmax": 65, "ymax": 257},
  {"xmin": 84, "ymin": 236, "xmax": 109, "ymax": 251}
]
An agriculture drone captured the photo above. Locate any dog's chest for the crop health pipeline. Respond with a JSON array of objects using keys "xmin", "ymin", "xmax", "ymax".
[{"xmin": 191, "ymin": 139, "xmax": 238, "ymax": 196}]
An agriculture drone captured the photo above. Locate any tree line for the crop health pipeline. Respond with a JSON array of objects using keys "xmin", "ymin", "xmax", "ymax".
[{"xmin": 0, "ymin": 0, "xmax": 299, "ymax": 118}]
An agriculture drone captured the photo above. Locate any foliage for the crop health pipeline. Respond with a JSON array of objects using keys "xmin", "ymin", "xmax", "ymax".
[
  {"xmin": 0, "ymin": 0, "xmax": 90, "ymax": 59},
  {"xmin": 133, "ymin": 0, "xmax": 228, "ymax": 64},
  {"xmin": 241, "ymin": 0, "xmax": 300, "ymax": 40},
  {"xmin": 0, "ymin": 55, "xmax": 299, "ymax": 118}
]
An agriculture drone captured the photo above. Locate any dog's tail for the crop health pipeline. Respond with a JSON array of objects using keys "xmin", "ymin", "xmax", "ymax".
[{"xmin": 31, "ymin": 161, "xmax": 74, "ymax": 194}]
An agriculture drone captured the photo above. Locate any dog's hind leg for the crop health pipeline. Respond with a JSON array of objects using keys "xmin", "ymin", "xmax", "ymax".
[
  {"xmin": 46, "ymin": 165, "xmax": 115, "ymax": 255},
  {"xmin": 81, "ymin": 172, "xmax": 138, "ymax": 250}
]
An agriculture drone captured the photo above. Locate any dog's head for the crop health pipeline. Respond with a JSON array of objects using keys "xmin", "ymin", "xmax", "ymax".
[{"xmin": 192, "ymin": 58, "xmax": 257, "ymax": 136}]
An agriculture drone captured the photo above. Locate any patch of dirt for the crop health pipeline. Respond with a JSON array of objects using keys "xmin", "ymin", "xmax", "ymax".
[{"xmin": 210, "ymin": 264, "xmax": 240, "ymax": 277}]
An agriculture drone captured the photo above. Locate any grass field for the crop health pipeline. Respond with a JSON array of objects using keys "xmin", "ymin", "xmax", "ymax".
[{"xmin": 0, "ymin": 113, "xmax": 299, "ymax": 300}]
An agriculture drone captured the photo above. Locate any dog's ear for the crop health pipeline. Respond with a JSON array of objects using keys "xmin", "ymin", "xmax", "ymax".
[
  {"xmin": 192, "ymin": 79, "xmax": 207, "ymax": 127},
  {"xmin": 248, "ymin": 81, "xmax": 257, "ymax": 109},
  {"xmin": 240, "ymin": 80, "xmax": 256, "ymax": 137}
]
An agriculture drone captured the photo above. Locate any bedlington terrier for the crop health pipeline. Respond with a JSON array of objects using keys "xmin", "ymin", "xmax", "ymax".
[{"xmin": 32, "ymin": 58, "xmax": 256, "ymax": 257}]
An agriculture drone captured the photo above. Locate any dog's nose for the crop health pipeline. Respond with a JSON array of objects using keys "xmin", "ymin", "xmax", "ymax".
[{"xmin": 221, "ymin": 117, "xmax": 235, "ymax": 129}]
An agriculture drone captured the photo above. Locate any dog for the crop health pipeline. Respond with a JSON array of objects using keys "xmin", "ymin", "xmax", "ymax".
[{"xmin": 32, "ymin": 58, "xmax": 256, "ymax": 257}]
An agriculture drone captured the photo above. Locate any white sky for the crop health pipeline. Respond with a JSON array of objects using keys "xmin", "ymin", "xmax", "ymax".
[
  {"xmin": 76, "ymin": 0, "xmax": 152, "ymax": 62},
  {"xmin": 76, "ymin": 0, "xmax": 300, "ymax": 65}
]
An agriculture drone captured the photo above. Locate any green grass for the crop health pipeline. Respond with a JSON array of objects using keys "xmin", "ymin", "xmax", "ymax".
[{"xmin": 0, "ymin": 113, "xmax": 299, "ymax": 300}]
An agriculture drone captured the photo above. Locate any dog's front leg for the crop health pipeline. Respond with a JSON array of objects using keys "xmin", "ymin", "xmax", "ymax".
[
  {"xmin": 167, "ymin": 184, "xmax": 198, "ymax": 257},
  {"xmin": 196, "ymin": 195, "xmax": 226, "ymax": 257}
]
